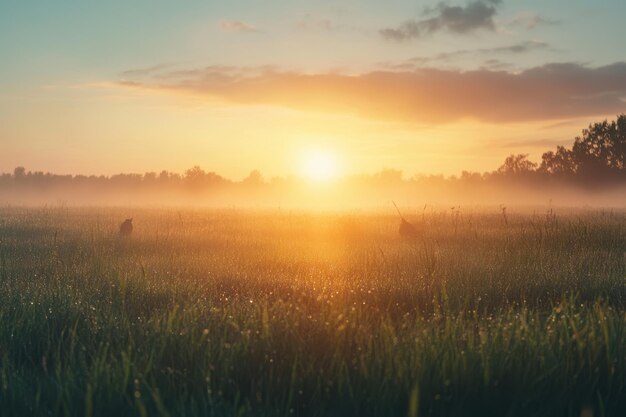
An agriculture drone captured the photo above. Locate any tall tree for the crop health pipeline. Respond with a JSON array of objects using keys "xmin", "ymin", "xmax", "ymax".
[
  {"xmin": 539, "ymin": 145, "xmax": 576, "ymax": 175},
  {"xmin": 572, "ymin": 115, "xmax": 626, "ymax": 177}
]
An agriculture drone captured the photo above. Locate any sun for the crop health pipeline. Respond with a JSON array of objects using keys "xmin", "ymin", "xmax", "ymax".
[{"xmin": 301, "ymin": 149, "xmax": 339, "ymax": 183}]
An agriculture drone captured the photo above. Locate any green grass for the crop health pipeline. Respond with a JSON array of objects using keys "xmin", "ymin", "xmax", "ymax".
[{"xmin": 0, "ymin": 207, "xmax": 624, "ymax": 417}]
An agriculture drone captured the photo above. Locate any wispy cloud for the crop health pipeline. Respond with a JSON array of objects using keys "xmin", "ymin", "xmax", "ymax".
[
  {"xmin": 218, "ymin": 20, "xmax": 259, "ymax": 33},
  {"xmin": 380, "ymin": 0, "xmax": 502, "ymax": 41},
  {"xmin": 480, "ymin": 58, "xmax": 513, "ymax": 70},
  {"xmin": 407, "ymin": 40, "xmax": 552, "ymax": 66},
  {"xmin": 120, "ymin": 64, "xmax": 173, "ymax": 78},
  {"xmin": 508, "ymin": 11, "xmax": 559, "ymax": 30},
  {"xmin": 489, "ymin": 41, "xmax": 553, "ymax": 54},
  {"xmin": 119, "ymin": 62, "xmax": 626, "ymax": 124}
]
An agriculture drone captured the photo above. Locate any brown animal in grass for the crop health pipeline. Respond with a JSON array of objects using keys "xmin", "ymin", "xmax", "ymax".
[
  {"xmin": 393, "ymin": 201, "xmax": 418, "ymax": 239},
  {"xmin": 398, "ymin": 217, "xmax": 418, "ymax": 238},
  {"xmin": 119, "ymin": 218, "xmax": 133, "ymax": 236}
]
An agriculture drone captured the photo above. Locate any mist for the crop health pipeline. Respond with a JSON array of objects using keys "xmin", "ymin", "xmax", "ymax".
[{"xmin": 1, "ymin": 168, "xmax": 624, "ymax": 211}]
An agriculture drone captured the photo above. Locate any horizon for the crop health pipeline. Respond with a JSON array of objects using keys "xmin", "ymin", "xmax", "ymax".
[
  {"xmin": 3, "ymin": 112, "xmax": 624, "ymax": 185},
  {"xmin": 2, "ymin": 1, "xmax": 626, "ymax": 179}
]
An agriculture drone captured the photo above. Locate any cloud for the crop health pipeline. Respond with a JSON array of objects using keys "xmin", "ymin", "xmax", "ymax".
[
  {"xmin": 119, "ymin": 62, "xmax": 626, "ymax": 124},
  {"xmin": 381, "ymin": 0, "xmax": 502, "ymax": 41},
  {"xmin": 218, "ymin": 20, "xmax": 259, "ymax": 33},
  {"xmin": 489, "ymin": 41, "xmax": 552, "ymax": 54},
  {"xmin": 509, "ymin": 11, "xmax": 559, "ymax": 29},
  {"xmin": 405, "ymin": 41, "xmax": 552, "ymax": 67},
  {"xmin": 480, "ymin": 59, "xmax": 513, "ymax": 71},
  {"xmin": 120, "ymin": 64, "xmax": 172, "ymax": 78}
]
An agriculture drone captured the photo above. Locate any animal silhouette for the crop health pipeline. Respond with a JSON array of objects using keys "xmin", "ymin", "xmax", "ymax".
[
  {"xmin": 119, "ymin": 218, "xmax": 133, "ymax": 236},
  {"xmin": 399, "ymin": 217, "xmax": 418, "ymax": 238},
  {"xmin": 393, "ymin": 201, "xmax": 418, "ymax": 239}
]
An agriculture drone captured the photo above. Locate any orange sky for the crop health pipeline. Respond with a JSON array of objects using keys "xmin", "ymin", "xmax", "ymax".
[{"xmin": 1, "ymin": 1, "xmax": 625, "ymax": 180}]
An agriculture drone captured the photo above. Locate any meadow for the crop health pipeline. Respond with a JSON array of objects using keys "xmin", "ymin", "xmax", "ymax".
[{"xmin": 0, "ymin": 206, "xmax": 624, "ymax": 417}]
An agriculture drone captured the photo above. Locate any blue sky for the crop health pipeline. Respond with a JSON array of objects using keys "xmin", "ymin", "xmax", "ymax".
[{"xmin": 2, "ymin": 0, "xmax": 623, "ymax": 79}]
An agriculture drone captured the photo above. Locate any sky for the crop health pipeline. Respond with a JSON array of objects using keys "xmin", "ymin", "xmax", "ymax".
[{"xmin": 1, "ymin": 0, "xmax": 625, "ymax": 180}]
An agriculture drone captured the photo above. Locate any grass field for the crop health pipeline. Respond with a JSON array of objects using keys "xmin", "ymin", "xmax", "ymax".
[{"xmin": 0, "ymin": 207, "xmax": 624, "ymax": 417}]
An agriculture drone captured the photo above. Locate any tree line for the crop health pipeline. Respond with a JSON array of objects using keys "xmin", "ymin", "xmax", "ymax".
[
  {"xmin": 495, "ymin": 114, "xmax": 625, "ymax": 184},
  {"xmin": 1, "ymin": 115, "xmax": 624, "ymax": 192}
]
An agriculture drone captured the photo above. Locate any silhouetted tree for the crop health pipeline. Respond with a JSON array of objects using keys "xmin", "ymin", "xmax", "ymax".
[
  {"xmin": 572, "ymin": 115, "xmax": 625, "ymax": 178},
  {"xmin": 497, "ymin": 154, "xmax": 537, "ymax": 175},
  {"xmin": 158, "ymin": 170, "xmax": 170, "ymax": 182},
  {"xmin": 13, "ymin": 166, "xmax": 26, "ymax": 180},
  {"xmin": 539, "ymin": 146, "xmax": 576, "ymax": 175},
  {"xmin": 183, "ymin": 166, "xmax": 227, "ymax": 189},
  {"xmin": 242, "ymin": 169, "xmax": 264, "ymax": 186},
  {"xmin": 538, "ymin": 114, "xmax": 625, "ymax": 181},
  {"xmin": 143, "ymin": 172, "xmax": 157, "ymax": 183},
  {"xmin": 460, "ymin": 171, "xmax": 483, "ymax": 181},
  {"xmin": 184, "ymin": 166, "xmax": 207, "ymax": 187}
]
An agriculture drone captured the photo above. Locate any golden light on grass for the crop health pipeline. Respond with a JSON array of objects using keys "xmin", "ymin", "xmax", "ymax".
[{"xmin": 300, "ymin": 149, "xmax": 339, "ymax": 184}]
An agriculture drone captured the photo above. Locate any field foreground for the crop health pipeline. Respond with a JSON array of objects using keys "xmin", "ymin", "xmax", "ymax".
[{"xmin": 0, "ymin": 207, "xmax": 624, "ymax": 417}]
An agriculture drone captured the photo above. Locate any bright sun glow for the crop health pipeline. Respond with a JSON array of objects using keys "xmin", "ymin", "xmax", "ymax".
[{"xmin": 301, "ymin": 149, "xmax": 339, "ymax": 183}]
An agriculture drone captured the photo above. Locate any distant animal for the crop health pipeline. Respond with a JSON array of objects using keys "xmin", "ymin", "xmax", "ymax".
[
  {"xmin": 119, "ymin": 218, "xmax": 133, "ymax": 236},
  {"xmin": 399, "ymin": 217, "xmax": 418, "ymax": 238},
  {"xmin": 393, "ymin": 201, "xmax": 418, "ymax": 239}
]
